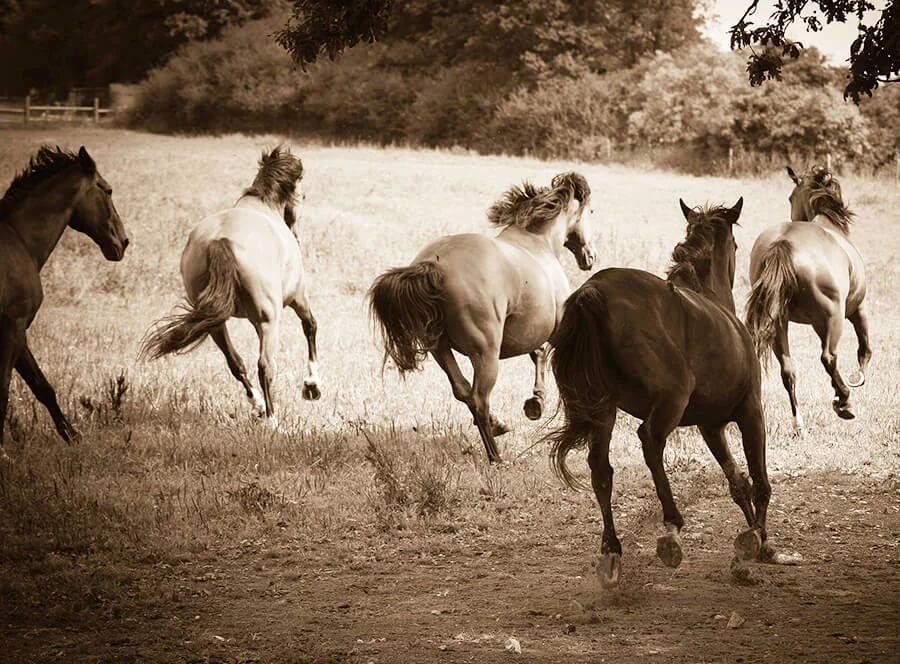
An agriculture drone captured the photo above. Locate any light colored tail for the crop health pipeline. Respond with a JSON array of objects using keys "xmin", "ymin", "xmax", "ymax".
[
  {"xmin": 141, "ymin": 238, "xmax": 240, "ymax": 360},
  {"xmin": 367, "ymin": 261, "xmax": 444, "ymax": 373},
  {"xmin": 546, "ymin": 283, "xmax": 615, "ymax": 490},
  {"xmin": 745, "ymin": 239, "xmax": 797, "ymax": 361}
]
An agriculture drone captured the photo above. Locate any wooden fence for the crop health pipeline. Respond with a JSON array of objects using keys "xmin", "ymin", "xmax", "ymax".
[{"xmin": 0, "ymin": 95, "xmax": 115, "ymax": 123}]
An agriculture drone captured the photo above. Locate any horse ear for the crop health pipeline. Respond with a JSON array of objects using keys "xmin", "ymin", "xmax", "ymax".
[
  {"xmin": 679, "ymin": 199, "xmax": 692, "ymax": 221},
  {"xmin": 78, "ymin": 146, "xmax": 96, "ymax": 175},
  {"xmin": 786, "ymin": 166, "xmax": 799, "ymax": 184},
  {"xmin": 727, "ymin": 197, "xmax": 744, "ymax": 224},
  {"xmin": 821, "ymin": 172, "xmax": 832, "ymax": 187}
]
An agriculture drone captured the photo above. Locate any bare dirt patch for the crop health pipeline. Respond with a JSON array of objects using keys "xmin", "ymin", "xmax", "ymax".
[{"xmin": 3, "ymin": 471, "xmax": 897, "ymax": 663}]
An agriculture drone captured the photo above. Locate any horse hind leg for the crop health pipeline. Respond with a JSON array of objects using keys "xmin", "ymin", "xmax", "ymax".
[
  {"xmin": 814, "ymin": 310, "xmax": 853, "ymax": 419},
  {"xmin": 254, "ymin": 317, "xmax": 281, "ymax": 426},
  {"xmin": 0, "ymin": 319, "xmax": 26, "ymax": 460},
  {"xmin": 638, "ymin": 390, "xmax": 691, "ymax": 568},
  {"xmin": 523, "ymin": 344, "xmax": 548, "ymax": 420},
  {"xmin": 289, "ymin": 294, "xmax": 321, "ymax": 401},
  {"xmin": 211, "ymin": 325, "xmax": 265, "ymax": 416},
  {"xmin": 469, "ymin": 350, "xmax": 504, "ymax": 464},
  {"xmin": 586, "ymin": 403, "xmax": 622, "ymax": 587},
  {"xmin": 847, "ymin": 303, "xmax": 872, "ymax": 388},
  {"xmin": 773, "ymin": 324, "xmax": 805, "ymax": 434},
  {"xmin": 432, "ymin": 339, "xmax": 509, "ymax": 444}
]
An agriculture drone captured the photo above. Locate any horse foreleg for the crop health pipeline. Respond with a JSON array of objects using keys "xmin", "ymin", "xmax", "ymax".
[
  {"xmin": 523, "ymin": 344, "xmax": 548, "ymax": 420},
  {"xmin": 847, "ymin": 303, "xmax": 871, "ymax": 388},
  {"xmin": 289, "ymin": 294, "xmax": 320, "ymax": 401},
  {"xmin": 773, "ymin": 326, "xmax": 804, "ymax": 434},
  {"xmin": 0, "ymin": 319, "xmax": 25, "ymax": 460},
  {"xmin": 470, "ymin": 350, "xmax": 504, "ymax": 464},
  {"xmin": 698, "ymin": 424, "xmax": 755, "ymax": 529},
  {"xmin": 587, "ymin": 403, "xmax": 621, "ymax": 587},
  {"xmin": 431, "ymin": 339, "xmax": 509, "ymax": 441},
  {"xmin": 211, "ymin": 325, "xmax": 265, "ymax": 416},
  {"xmin": 254, "ymin": 317, "xmax": 280, "ymax": 425},
  {"xmin": 814, "ymin": 310, "xmax": 853, "ymax": 419},
  {"xmin": 15, "ymin": 342, "xmax": 79, "ymax": 444},
  {"xmin": 638, "ymin": 391, "xmax": 691, "ymax": 568}
]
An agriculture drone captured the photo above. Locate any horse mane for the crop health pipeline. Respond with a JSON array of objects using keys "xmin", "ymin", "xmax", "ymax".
[
  {"xmin": 0, "ymin": 146, "xmax": 80, "ymax": 221},
  {"xmin": 665, "ymin": 205, "xmax": 733, "ymax": 291},
  {"xmin": 805, "ymin": 168, "xmax": 854, "ymax": 232},
  {"xmin": 487, "ymin": 171, "xmax": 590, "ymax": 231},
  {"xmin": 242, "ymin": 146, "xmax": 304, "ymax": 227}
]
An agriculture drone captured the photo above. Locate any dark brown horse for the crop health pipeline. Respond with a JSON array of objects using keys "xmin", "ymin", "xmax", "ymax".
[
  {"xmin": 142, "ymin": 147, "xmax": 319, "ymax": 428},
  {"xmin": 746, "ymin": 166, "xmax": 869, "ymax": 431},
  {"xmin": 548, "ymin": 198, "xmax": 793, "ymax": 587},
  {"xmin": 0, "ymin": 146, "xmax": 130, "ymax": 457},
  {"xmin": 369, "ymin": 173, "xmax": 596, "ymax": 464}
]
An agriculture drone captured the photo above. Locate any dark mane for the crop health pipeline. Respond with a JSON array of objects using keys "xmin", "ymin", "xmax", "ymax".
[
  {"xmin": 242, "ymin": 146, "xmax": 304, "ymax": 227},
  {"xmin": 805, "ymin": 168, "xmax": 854, "ymax": 232},
  {"xmin": 666, "ymin": 205, "xmax": 733, "ymax": 290},
  {"xmin": 0, "ymin": 146, "xmax": 80, "ymax": 220},
  {"xmin": 487, "ymin": 171, "xmax": 589, "ymax": 231}
]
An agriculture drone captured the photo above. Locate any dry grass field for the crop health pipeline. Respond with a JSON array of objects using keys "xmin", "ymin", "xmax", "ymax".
[{"xmin": 1, "ymin": 126, "xmax": 898, "ymax": 663}]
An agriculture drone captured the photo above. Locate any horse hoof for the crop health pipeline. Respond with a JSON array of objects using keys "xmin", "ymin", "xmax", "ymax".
[
  {"xmin": 490, "ymin": 417, "xmax": 511, "ymax": 437},
  {"xmin": 656, "ymin": 533, "xmax": 683, "ymax": 568},
  {"xmin": 734, "ymin": 529, "xmax": 762, "ymax": 561},
  {"xmin": 523, "ymin": 397, "xmax": 543, "ymax": 420},
  {"xmin": 302, "ymin": 382, "xmax": 321, "ymax": 401},
  {"xmin": 597, "ymin": 553, "xmax": 622, "ymax": 588},
  {"xmin": 832, "ymin": 399, "xmax": 855, "ymax": 420},
  {"xmin": 847, "ymin": 371, "xmax": 865, "ymax": 388},
  {"xmin": 61, "ymin": 425, "xmax": 82, "ymax": 445}
]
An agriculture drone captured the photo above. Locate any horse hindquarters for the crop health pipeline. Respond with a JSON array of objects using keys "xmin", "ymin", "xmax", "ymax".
[{"xmin": 368, "ymin": 262, "xmax": 444, "ymax": 373}]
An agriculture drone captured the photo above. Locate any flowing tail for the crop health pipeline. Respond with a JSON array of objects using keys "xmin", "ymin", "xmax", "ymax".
[
  {"xmin": 367, "ymin": 261, "xmax": 445, "ymax": 373},
  {"xmin": 745, "ymin": 240, "xmax": 797, "ymax": 362},
  {"xmin": 141, "ymin": 238, "xmax": 240, "ymax": 360},
  {"xmin": 546, "ymin": 282, "xmax": 616, "ymax": 490}
]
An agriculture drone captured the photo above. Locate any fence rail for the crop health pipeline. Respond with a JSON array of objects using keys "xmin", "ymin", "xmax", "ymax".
[{"xmin": 0, "ymin": 95, "xmax": 116, "ymax": 123}]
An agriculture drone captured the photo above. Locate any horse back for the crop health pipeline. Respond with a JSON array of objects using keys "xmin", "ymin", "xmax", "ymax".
[
  {"xmin": 181, "ymin": 207, "xmax": 303, "ymax": 317},
  {"xmin": 584, "ymin": 268, "xmax": 757, "ymax": 424}
]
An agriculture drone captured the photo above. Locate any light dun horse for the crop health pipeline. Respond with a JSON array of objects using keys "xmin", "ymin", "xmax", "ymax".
[
  {"xmin": 368, "ymin": 173, "xmax": 596, "ymax": 464},
  {"xmin": 549, "ymin": 199, "xmax": 794, "ymax": 587},
  {"xmin": 746, "ymin": 166, "xmax": 870, "ymax": 430},
  {"xmin": 142, "ymin": 147, "xmax": 320, "ymax": 424},
  {"xmin": 0, "ymin": 146, "xmax": 130, "ymax": 456}
]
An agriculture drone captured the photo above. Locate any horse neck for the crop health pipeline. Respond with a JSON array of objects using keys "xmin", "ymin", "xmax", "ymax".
[
  {"xmin": 3, "ymin": 169, "xmax": 85, "ymax": 268},
  {"xmin": 811, "ymin": 213, "xmax": 850, "ymax": 237},
  {"xmin": 705, "ymin": 242, "xmax": 736, "ymax": 312}
]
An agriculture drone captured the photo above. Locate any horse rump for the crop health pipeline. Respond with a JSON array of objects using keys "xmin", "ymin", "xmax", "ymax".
[
  {"xmin": 141, "ymin": 238, "xmax": 240, "ymax": 360},
  {"xmin": 745, "ymin": 239, "xmax": 797, "ymax": 362},
  {"xmin": 546, "ymin": 281, "xmax": 616, "ymax": 489},
  {"xmin": 367, "ymin": 261, "xmax": 445, "ymax": 374}
]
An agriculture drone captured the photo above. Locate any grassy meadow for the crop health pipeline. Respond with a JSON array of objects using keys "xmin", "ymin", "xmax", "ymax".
[{"xmin": 0, "ymin": 127, "xmax": 898, "ymax": 658}]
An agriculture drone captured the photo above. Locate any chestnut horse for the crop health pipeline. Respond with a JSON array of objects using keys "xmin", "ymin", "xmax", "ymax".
[
  {"xmin": 142, "ymin": 147, "xmax": 320, "ymax": 425},
  {"xmin": 746, "ymin": 166, "xmax": 870, "ymax": 430},
  {"xmin": 549, "ymin": 198, "xmax": 794, "ymax": 587},
  {"xmin": 0, "ymin": 146, "xmax": 130, "ymax": 457},
  {"xmin": 369, "ymin": 173, "xmax": 596, "ymax": 463}
]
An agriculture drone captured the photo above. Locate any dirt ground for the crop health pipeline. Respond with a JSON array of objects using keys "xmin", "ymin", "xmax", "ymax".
[{"xmin": 2, "ymin": 471, "xmax": 898, "ymax": 664}]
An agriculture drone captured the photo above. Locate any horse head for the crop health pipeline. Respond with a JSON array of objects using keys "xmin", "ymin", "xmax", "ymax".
[
  {"xmin": 787, "ymin": 165, "xmax": 853, "ymax": 232},
  {"xmin": 68, "ymin": 147, "xmax": 130, "ymax": 261},
  {"xmin": 553, "ymin": 172, "xmax": 597, "ymax": 271}
]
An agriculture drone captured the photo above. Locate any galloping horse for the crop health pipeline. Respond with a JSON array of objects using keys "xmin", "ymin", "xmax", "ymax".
[
  {"xmin": 368, "ymin": 173, "xmax": 596, "ymax": 464},
  {"xmin": 0, "ymin": 146, "xmax": 130, "ymax": 456},
  {"xmin": 548, "ymin": 199, "xmax": 791, "ymax": 587},
  {"xmin": 746, "ymin": 166, "xmax": 870, "ymax": 430},
  {"xmin": 142, "ymin": 147, "xmax": 320, "ymax": 424}
]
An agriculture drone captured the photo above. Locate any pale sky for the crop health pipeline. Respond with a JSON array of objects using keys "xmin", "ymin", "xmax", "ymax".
[{"xmin": 703, "ymin": 0, "xmax": 886, "ymax": 65}]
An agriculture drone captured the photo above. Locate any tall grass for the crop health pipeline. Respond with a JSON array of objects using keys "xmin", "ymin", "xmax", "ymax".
[{"xmin": 0, "ymin": 127, "xmax": 898, "ymax": 572}]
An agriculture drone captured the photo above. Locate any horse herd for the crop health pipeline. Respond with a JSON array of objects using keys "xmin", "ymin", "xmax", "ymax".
[{"xmin": 0, "ymin": 143, "xmax": 870, "ymax": 586}]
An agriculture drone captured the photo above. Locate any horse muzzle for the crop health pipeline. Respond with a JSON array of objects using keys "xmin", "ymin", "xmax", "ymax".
[
  {"xmin": 577, "ymin": 244, "xmax": 597, "ymax": 271},
  {"xmin": 101, "ymin": 236, "xmax": 129, "ymax": 262}
]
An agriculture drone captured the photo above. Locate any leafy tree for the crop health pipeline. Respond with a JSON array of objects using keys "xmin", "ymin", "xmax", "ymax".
[{"xmin": 729, "ymin": 0, "xmax": 900, "ymax": 101}]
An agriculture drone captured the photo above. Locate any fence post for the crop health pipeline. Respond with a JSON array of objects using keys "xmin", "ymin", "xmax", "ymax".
[
  {"xmin": 605, "ymin": 136, "xmax": 612, "ymax": 161},
  {"xmin": 93, "ymin": 97, "xmax": 100, "ymax": 123},
  {"xmin": 728, "ymin": 147, "xmax": 734, "ymax": 174},
  {"xmin": 895, "ymin": 153, "xmax": 899, "ymax": 186},
  {"xmin": 826, "ymin": 152, "xmax": 832, "ymax": 171},
  {"xmin": 24, "ymin": 95, "xmax": 30, "ymax": 125}
]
